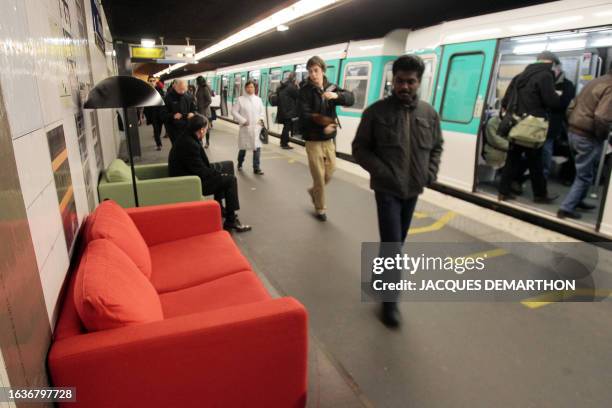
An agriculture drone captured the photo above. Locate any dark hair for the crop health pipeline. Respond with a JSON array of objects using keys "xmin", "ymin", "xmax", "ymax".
[
  {"xmin": 306, "ymin": 56, "xmax": 326, "ymax": 72},
  {"xmin": 392, "ymin": 55, "xmax": 425, "ymax": 79},
  {"xmin": 245, "ymin": 80, "xmax": 256, "ymax": 89},
  {"xmin": 148, "ymin": 75, "xmax": 156, "ymax": 81},
  {"xmin": 188, "ymin": 114, "xmax": 209, "ymax": 133},
  {"xmin": 196, "ymin": 76, "xmax": 206, "ymax": 86}
]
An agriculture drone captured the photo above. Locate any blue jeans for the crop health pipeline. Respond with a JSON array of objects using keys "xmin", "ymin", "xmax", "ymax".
[
  {"xmin": 374, "ymin": 191, "xmax": 419, "ymax": 302},
  {"xmin": 560, "ymin": 132, "xmax": 603, "ymax": 212},
  {"xmin": 542, "ymin": 135, "xmax": 554, "ymax": 179},
  {"xmin": 237, "ymin": 148, "xmax": 261, "ymax": 170}
]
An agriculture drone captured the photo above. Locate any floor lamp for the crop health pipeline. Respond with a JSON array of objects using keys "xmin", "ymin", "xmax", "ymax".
[{"xmin": 84, "ymin": 76, "xmax": 164, "ymax": 207}]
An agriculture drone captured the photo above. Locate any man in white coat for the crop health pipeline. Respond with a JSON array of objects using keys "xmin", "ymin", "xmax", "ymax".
[{"xmin": 232, "ymin": 80, "xmax": 266, "ymax": 175}]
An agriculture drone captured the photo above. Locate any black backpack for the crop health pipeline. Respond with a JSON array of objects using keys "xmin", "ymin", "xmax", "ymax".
[{"xmin": 268, "ymin": 91, "xmax": 279, "ymax": 107}]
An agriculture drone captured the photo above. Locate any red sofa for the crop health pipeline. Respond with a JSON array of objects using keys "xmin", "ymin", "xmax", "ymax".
[{"xmin": 48, "ymin": 200, "xmax": 308, "ymax": 408}]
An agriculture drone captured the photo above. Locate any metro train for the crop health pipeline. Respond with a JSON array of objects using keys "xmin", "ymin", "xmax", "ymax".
[{"xmin": 176, "ymin": 0, "xmax": 612, "ymax": 240}]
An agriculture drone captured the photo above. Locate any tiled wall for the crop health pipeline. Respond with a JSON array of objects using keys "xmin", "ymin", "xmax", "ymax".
[{"xmin": 0, "ymin": 0, "xmax": 119, "ymax": 329}]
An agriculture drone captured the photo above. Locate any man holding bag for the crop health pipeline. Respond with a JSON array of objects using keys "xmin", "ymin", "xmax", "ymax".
[{"xmin": 498, "ymin": 51, "xmax": 561, "ymax": 203}]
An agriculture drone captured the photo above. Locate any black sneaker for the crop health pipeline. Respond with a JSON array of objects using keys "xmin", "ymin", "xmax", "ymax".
[
  {"xmin": 510, "ymin": 181, "xmax": 523, "ymax": 195},
  {"xmin": 223, "ymin": 218, "xmax": 252, "ymax": 233},
  {"xmin": 281, "ymin": 145, "xmax": 294, "ymax": 150},
  {"xmin": 204, "ymin": 142, "xmax": 209, "ymax": 149},
  {"xmin": 254, "ymin": 169, "xmax": 264, "ymax": 175},
  {"xmin": 533, "ymin": 194, "xmax": 559, "ymax": 204},
  {"xmin": 380, "ymin": 302, "xmax": 401, "ymax": 328},
  {"xmin": 557, "ymin": 209, "xmax": 582, "ymax": 220},
  {"xmin": 315, "ymin": 212, "xmax": 327, "ymax": 222},
  {"xmin": 577, "ymin": 201, "xmax": 596, "ymax": 210},
  {"xmin": 498, "ymin": 193, "xmax": 516, "ymax": 201}
]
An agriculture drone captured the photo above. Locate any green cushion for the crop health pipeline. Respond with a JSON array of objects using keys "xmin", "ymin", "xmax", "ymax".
[{"xmin": 106, "ymin": 159, "xmax": 137, "ymax": 183}]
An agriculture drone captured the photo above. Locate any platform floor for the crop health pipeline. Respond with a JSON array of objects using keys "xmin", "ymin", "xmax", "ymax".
[{"xmin": 130, "ymin": 121, "xmax": 612, "ymax": 408}]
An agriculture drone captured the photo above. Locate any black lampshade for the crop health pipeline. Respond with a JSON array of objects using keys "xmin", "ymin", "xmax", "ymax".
[{"xmin": 84, "ymin": 75, "xmax": 164, "ymax": 109}]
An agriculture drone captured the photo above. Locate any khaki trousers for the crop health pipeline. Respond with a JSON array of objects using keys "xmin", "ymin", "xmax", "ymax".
[{"xmin": 305, "ymin": 139, "xmax": 336, "ymax": 212}]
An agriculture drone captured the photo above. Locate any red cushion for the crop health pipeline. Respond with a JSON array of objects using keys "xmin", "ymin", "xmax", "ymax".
[
  {"xmin": 74, "ymin": 239, "xmax": 163, "ymax": 332},
  {"xmin": 150, "ymin": 230, "xmax": 251, "ymax": 293},
  {"xmin": 87, "ymin": 200, "xmax": 152, "ymax": 279},
  {"xmin": 160, "ymin": 270, "xmax": 271, "ymax": 318}
]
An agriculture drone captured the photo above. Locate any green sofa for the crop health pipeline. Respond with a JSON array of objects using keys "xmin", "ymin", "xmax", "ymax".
[{"xmin": 98, "ymin": 159, "xmax": 203, "ymax": 208}]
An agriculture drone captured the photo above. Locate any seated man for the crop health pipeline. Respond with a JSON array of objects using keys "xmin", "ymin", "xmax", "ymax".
[{"xmin": 169, "ymin": 115, "xmax": 251, "ymax": 232}]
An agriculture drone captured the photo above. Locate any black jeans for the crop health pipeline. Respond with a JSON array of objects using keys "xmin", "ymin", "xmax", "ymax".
[
  {"xmin": 152, "ymin": 120, "xmax": 163, "ymax": 147},
  {"xmin": 374, "ymin": 191, "xmax": 419, "ymax": 302},
  {"xmin": 203, "ymin": 161, "xmax": 240, "ymax": 219},
  {"xmin": 281, "ymin": 119, "xmax": 293, "ymax": 147},
  {"xmin": 499, "ymin": 143, "xmax": 547, "ymax": 197}
]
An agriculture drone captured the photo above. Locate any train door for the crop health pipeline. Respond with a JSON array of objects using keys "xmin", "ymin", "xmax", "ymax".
[
  {"xmin": 267, "ymin": 68, "xmax": 282, "ymax": 133},
  {"xmin": 260, "ymin": 70, "xmax": 270, "ymax": 127},
  {"xmin": 433, "ymin": 39, "xmax": 497, "ymax": 192},
  {"xmin": 220, "ymin": 75, "xmax": 229, "ymax": 117}
]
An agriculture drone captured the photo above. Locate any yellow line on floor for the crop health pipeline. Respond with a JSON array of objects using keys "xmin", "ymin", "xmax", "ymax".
[
  {"xmin": 408, "ymin": 211, "xmax": 456, "ymax": 235},
  {"xmin": 413, "ymin": 211, "xmax": 428, "ymax": 219},
  {"xmin": 521, "ymin": 288, "xmax": 612, "ymax": 309},
  {"xmin": 461, "ymin": 248, "xmax": 509, "ymax": 261}
]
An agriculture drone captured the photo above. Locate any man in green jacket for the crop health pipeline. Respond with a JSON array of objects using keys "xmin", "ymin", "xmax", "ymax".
[{"xmin": 352, "ymin": 55, "xmax": 443, "ymax": 328}]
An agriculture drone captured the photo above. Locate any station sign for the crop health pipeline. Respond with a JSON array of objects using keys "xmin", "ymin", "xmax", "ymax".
[
  {"xmin": 130, "ymin": 44, "xmax": 197, "ymax": 64},
  {"xmin": 130, "ymin": 46, "xmax": 165, "ymax": 60}
]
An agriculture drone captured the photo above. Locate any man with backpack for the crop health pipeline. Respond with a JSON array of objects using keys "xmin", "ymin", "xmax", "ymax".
[{"xmin": 498, "ymin": 51, "xmax": 561, "ymax": 203}]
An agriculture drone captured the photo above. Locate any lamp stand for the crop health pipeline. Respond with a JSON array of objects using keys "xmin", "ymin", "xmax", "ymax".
[{"xmin": 124, "ymin": 107, "xmax": 140, "ymax": 207}]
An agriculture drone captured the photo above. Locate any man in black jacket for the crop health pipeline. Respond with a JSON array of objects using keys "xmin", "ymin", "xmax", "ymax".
[
  {"xmin": 299, "ymin": 56, "xmax": 354, "ymax": 221},
  {"xmin": 352, "ymin": 55, "xmax": 443, "ymax": 328},
  {"xmin": 277, "ymin": 72, "xmax": 299, "ymax": 149},
  {"xmin": 498, "ymin": 51, "xmax": 561, "ymax": 203},
  {"xmin": 164, "ymin": 79, "xmax": 196, "ymax": 145},
  {"xmin": 168, "ymin": 115, "xmax": 251, "ymax": 232},
  {"xmin": 144, "ymin": 76, "xmax": 166, "ymax": 150},
  {"xmin": 543, "ymin": 62, "xmax": 575, "ymax": 178}
]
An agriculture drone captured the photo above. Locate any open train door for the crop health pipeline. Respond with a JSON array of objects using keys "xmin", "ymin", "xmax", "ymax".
[{"xmin": 433, "ymin": 39, "xmax": 497, "ymax": 192}]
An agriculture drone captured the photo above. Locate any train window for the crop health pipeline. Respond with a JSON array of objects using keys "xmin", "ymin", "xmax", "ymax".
[
  {"xmin": 440, "ymin": 53, "xmax": 484, "ymax": 123},
  {"xmin": 380, "ymin": 61, "xmax": 393, "ymax": 99},
  {"xmin": 249, "ymin": 70, "xmax": 261, "ymax": 94},
  {"xmin": 269, "ymin": 69, "xmax": 282, "ymax": 93},
  {"xmin": 342, "ymin": 62, "xmax": 371, "ymax": 110},
  {"xmin": 221, "ymin": 75, "xmax": 228, "ymax": 93},
  {"xmin": 295, "ymin": 63, "xmax": 308, "ymax": 83},
  {"xmin": 418, "ymin": 57, "xmax": 436, "ymax": 102},
  {"xmin": 233, "ymin": 75, "xmax": 242, "ymax": 98}
]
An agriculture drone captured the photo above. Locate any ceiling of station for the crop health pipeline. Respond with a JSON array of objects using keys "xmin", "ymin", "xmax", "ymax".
[{"xmin": 102, "ymin": 0, "xmax": 552, "ymax": 79}]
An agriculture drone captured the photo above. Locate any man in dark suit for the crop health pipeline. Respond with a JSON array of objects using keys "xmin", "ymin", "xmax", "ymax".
[
  {"xmin": 164, "ymin": 79, "xmax": 196, "ymax": 144},
  {"xmin": 168, "ymin": 115, "xmax": 251, "ymax": 232}
]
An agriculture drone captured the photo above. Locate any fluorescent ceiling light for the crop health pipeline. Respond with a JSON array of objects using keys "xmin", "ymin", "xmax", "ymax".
[
  {"xmin": 548, "ymin": 39, "xmax": 586, "ymax": 51},
  {"xmin": 277, "ymin": 24, "xmax": 289, "ymax": 31},
  {"xmin": 155, "ymin": 0, "xmax": 340, "ymax": 76},
  {"xmin": 512, "ymin": 35, "xmax": 548, "ymax": 43},
  {"xmin": 590, "ymin": 37, "xmax": 612, "ymax": 47},
  {"xmin": 141, "ymin": 38, "xmax": 155, "ymax": 47},
  {"xmin": 548, "ymin": 32, "xmax": 586, "ymax": 40},
  {"xmin": 513, "ymin": 43, "xmax": 546, "ymax": 54}
]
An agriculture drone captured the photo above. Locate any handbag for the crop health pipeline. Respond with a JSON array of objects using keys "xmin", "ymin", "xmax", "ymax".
[
  {"xmin": 508, "ymin": 115, "xmax": 549, "ymax": 149},
  {"xmin": 259, "ymin": 125, "xmax": 269, "ymax": 144}
]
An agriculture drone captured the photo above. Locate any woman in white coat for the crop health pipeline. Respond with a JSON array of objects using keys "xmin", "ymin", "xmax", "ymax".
[{"xmin": 232, "ymin": 80, "xmax": 266, "ymax": 175}]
